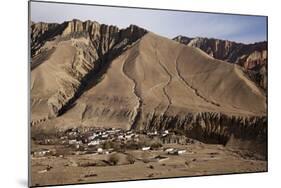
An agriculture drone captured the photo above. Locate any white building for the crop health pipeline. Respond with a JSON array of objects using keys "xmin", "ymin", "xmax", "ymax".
[
  {"xmin": 88, "ymin": 140, "xmax": 100, "ymax": 146},
  {"xmin": 177, "ymin": 149, "xmax": 186, "ymax": 155},
  {"xmin": 68, "ymin": 139, "xmax": 77, "ymax": 145},
  {"xmin": 164, "ymin": 148, "xmax": 174, "ymax": 153},
  {"xmin": 118, "ymin": 135, "xmax": 125, "ymax": 139},
  {"xmin": 142, "ymin": 146, "xmax": 151, "ymax": 151},
  {"xmin": 101, "ymin": 134, "xmax": 108, "ymax": 139},
  {"xmin": 88, "ymin": 134, "xmax": 97, "ymax": 140},
  {"xmin": 97, "ymin": 148, "xmax": 103, "ymax": 154},
  {"xmin": 148, "ymin": 131, "xmax": 157, "ymax": 136},
  {"xmin": 33, "ymin": 149, "xmax": 51, "ymax": 157},
  {"xmin": 125, "ymin": 134, "xmax": 134, "ymax": 139}
]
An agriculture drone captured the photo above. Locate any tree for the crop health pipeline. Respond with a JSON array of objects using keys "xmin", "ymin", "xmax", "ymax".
[
  {"xmin": 103, "ymin": 141, "xmax": 111, "ymax": 149},
  {"xmin": 108, "ymin": 153, "xmax": 119, "ymax": 165},
  {"xmin": 126, "ymin": 155, "xmax": 136, "ymax": 164},
  {"xmin": 150, "ymin": 142, "xmax": 163, "ymax": 150}
]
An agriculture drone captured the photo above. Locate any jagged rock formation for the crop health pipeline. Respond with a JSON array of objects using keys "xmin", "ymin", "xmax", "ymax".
[
  {"xmin": 173, "ymin": 35, "xmax": 267, "ymax": 90},
  {"xmin": 31, "ymin": 20, "xmax": 267, "ymax": 155}
]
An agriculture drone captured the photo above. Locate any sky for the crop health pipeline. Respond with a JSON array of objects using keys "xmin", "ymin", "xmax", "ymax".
[{"xmin": 30, "ymin": 1, "xmax": 267, "ymax": 44}]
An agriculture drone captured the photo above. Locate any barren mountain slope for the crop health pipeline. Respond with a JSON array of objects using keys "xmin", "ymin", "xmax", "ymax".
[
  {"xmin": 31, "ymin": 21, "xmax": 267, "ymax": 153},
  {"xmin": 173, "ymin": 35, "xmax": 267, "ymax": 90},
  {"xmin": 31, "ymin": 20, "xmax": 147, "ymax": 123},
  {"xmin": 67, "ymin": 33, "xmax": 266, "ymax": 128}
]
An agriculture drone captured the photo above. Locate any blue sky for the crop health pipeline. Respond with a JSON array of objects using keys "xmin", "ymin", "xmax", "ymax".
[{"xmin": 30, "ymin": 1, "xmax": 267, "ymax": 44}]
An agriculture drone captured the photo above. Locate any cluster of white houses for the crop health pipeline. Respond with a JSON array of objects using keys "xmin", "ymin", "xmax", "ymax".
[
  {"xmin": 32, "ymin": 127, "xmax": 192, "ymax": 157},
  {"xmin": 64, "ymin": 128, "xmax": 174, "ymax": 147}
]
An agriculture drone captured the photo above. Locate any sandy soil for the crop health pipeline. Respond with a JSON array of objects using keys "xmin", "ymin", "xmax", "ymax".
[{"xmin": 31, "ymin": 143, "xmax": 267, "ymax": 187}]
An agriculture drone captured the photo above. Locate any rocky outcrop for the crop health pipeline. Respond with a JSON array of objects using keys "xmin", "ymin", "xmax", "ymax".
[
  {"xmin": 173, "ymin": 35, "xmax": 193, "ymax": 45},
  {"xmin": 31, "ymin": 22, "xmax": 59, "ymax": 57},
  {"xmin": 173, "ymin": 35, "xmax": 267, "ymax": 90},
  {"xmin": 31, "ymin": 20, "xmax": 147, "ymax": 118}
]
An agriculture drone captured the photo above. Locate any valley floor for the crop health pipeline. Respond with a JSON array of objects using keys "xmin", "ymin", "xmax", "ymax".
[{"xmin": 31, "ymin": 142, "xmax": 267, "ymax": 187}]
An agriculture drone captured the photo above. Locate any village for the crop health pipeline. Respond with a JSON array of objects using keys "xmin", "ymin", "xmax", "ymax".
[
  {"xmin": 31, "ymin": 126, "xmax": 266, "ymax": 186},
  {"xmin": 32, "ymin": 127, "xmax": 197, "ymax": 159}
]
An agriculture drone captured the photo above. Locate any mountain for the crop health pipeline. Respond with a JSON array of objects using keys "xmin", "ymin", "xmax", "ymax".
[
  {"xmin": 30, "ymin": 20, "xmax": 267, "ymax": 154},
  {"xmin": 173, "ymin": 35, "xmax": 267, "ymax": 90},
  {"xmin": 31, "ymin": 19, "xmax": 147, "ymax": 118}
]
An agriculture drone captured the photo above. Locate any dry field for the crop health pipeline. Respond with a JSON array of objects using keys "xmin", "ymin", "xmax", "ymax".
[{"xmin": 31, "ymin": 142, "xmax": 266, "ymax": 187}]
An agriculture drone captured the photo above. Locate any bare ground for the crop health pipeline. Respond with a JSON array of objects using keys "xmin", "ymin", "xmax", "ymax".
[{"xmin": 31, "ymin": 143, "xmax": 266, "ymax": 187}]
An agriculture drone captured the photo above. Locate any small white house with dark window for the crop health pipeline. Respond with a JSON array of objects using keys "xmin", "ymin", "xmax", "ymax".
[
  {"xmin": 88, "ymin": 140, "xmax": 100, "ymax": 146},
  {"xmin": 142, "ymin": 146, "xmax": 151, "ymax": 151},
  {"xmin": 176, "ymin": 149, "xmax": 186, "ymax": 155}
]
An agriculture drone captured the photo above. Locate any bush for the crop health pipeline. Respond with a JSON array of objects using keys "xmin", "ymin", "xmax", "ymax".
[
  {"xmin": 141, "ymin": 152, "xmax": 150, "ymax": 163},
  {"xmin": 125, "ymin": 141, "xmax": 139, "ymax": 150},
  {"xmin": 150, "ymin": 142, "xmax": 163, "ymax": 150},
  {"xmin": 103, "ymin": 141, "xmax": 121, "ymax": 151},
  {"xmin": 112, "ymin": 142, "xmax": 121, "ymax": 151},
  {"xmin": 148, "ymin": 165, "xmax": 154, "ymax": 169},
  {"xmin": 31, "ymin": 127, "xmax": 59, "ymax": 141},
  {"xmin": 126, "ymin": 155, "xmax": 136, "ymax": 164},
  {"xmin": 138, "ymin": 138, "xmax": 151, "ymax": 148},
  {"xmin": 102, "ymin": 141, "xmax": 111, "ymax": 150},
  {"xmin": 108, "ymin": 153, "xmax": 119, "ymax": 165},
  {"xmin": 173, "ymin": 129, "xmax": 185, "ymax": 136}
]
